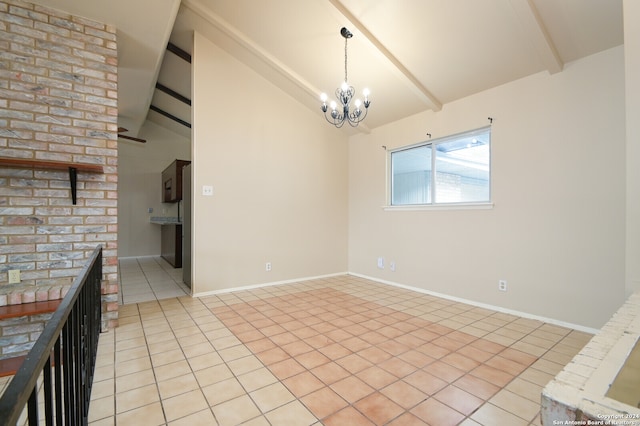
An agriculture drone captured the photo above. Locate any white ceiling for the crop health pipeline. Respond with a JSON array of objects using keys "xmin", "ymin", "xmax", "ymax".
[{"xmin": 32, "ymin": 0, "xmax": 623, "ymax": 139}]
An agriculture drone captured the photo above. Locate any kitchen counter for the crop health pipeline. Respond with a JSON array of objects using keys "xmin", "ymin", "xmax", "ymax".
[{"xmin": 150, "ymin": 216, "xmax": 182, "ymax": 225}]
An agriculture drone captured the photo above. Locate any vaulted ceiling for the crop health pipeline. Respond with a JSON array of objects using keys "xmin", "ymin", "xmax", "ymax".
[{"xmin": 31, "ymin": 0, "xmax": 624, "ymax": 140}]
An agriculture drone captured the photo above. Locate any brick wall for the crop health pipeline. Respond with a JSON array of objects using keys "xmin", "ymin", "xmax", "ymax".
[
  {"xmin": 0, "ymin": 0, "xmax": 119, "ymax": 333},
  {"xmin": 0, "ymin": 312, "xmax": 53, "ymax": 358},
  {"xmin": 541, "ymin": 293, "xmax": 640, "ymax": 422}
]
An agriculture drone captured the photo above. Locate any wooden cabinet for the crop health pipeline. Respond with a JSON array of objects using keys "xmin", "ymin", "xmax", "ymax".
[
  {"xmin": 161, "ymin": 224, "xmax": 182, "ymax": 268},
  {"xmin": 160, "ymin": 159, "xmax": 190, "ymax": 268},
  {"xmin": 161, "ymin": 160, "xmax": 191, "ymax": 203}
]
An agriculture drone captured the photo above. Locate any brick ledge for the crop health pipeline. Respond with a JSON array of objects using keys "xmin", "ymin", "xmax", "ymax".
[{"xmin": 0, "ymin": 285, "xmax": 71, "ymax": 307}]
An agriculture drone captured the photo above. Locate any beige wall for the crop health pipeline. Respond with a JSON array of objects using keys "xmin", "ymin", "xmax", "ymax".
[
  {"xmin": 190, "ymin": 32, "xmax": 348, "ymax": 294},
  {"xmin": 624, "ymin": 0, "xmax": 640, "ymax": 296},
  {"xmin": 348, "ymin": 46, "xmax": 626, "ymax": 329},
  {"xmin": 117, "ymin": 120, "xmax": 190, "ymax": 258}
]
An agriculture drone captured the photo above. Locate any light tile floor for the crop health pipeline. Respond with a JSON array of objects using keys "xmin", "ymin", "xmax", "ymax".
[
  {"xmin": 118, "ymin": 257, "xmax": 189, "ymax": 305},
  {"xmin": 87, "ymin": 272, "xmax": 593, "ymax": 425}
]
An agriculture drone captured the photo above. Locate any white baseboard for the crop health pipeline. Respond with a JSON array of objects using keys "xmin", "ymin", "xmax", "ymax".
[
  {"xmin": 348, "ymin": 272, "xmax": 599, "ymax": 335},
  {"xmin": 192, "ymin": 271, "xmax": 349, "ymax": 298},
  {"xmin": 117, "ymin": 255, "xmax": 160, "ymax": 261}
]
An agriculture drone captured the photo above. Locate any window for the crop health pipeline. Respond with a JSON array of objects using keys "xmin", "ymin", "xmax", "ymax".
[{"xmin": 390, "ymin": 127, "xmax": 491, "ymax": 206}]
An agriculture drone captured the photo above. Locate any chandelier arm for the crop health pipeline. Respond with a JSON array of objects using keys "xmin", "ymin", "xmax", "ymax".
[
  {"xmin": 347, "ymin": 106, "xmax": 368, "ymax": 126},
  {"xmin": 324, "ymin": 111, "xmax": 346, "ymax": 128}
]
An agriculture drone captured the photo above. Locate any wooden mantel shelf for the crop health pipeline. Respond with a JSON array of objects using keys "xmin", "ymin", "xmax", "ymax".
[
  {"xmin": 0, "ymin": 157, "xmax": 104, "ymax": 173},
  {"xmin": 0, "ymin": 156, "xmax": 104, "ymax": 204}
]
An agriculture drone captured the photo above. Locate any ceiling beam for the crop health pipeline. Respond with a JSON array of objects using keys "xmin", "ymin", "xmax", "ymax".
[
  {"xmin": 327, "ymin": 0, "xmax": 442, "ymax": 111},
  {"xmin": 156, "ymin": 82, "xmax": 192, "ymax": 106},
  {"xmin": 509, "ymin": 0, "xmax": 563, "ymax": 74},
  {"xmin": 167, "ymin": 42, "xmax": 192, "ymax": 63},
  {"xmin": 149, "ymin": 105, "xmax": 192, "ymax": 128}
]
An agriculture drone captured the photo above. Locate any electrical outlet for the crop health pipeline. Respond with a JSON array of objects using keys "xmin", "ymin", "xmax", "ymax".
[
  {"xmin": 377, "ymin": 257, "xmax": 384, "ymax": 269},
  {"xmin": 8, "ymin": 269, "xmax": 20, "ymax": 284},
  {"xmin": 498, "ymin": 280, "xmax": 507, "ymax": 292},
  {"xmin": 265, "ymin": 262, "xmax": 272, "ymax": 272}
]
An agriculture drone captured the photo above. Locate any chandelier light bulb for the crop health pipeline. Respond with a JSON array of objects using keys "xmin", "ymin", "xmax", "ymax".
[
  {"xmin": 363, "ymin": 88, "xmax": 370, "ymax": 98},
  {"xmin": 320, "ymin": 93, "xmax": 328, "ymax": 102},
  {"xmin": 341, "ymin": 81, "xmax": 349, "ymax": 92},
  {"xmin": 355, "ymin": 99, "xmax": 362, "ymax": 109},
  {"xmin": 330, "ymin": 100, "xmax": 337, "ymax": 110}
]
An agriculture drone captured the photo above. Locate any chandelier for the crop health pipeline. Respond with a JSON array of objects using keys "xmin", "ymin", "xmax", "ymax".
[{"xmin": 320, "ymin": 27, "xmax": 370, "ymax": 128}]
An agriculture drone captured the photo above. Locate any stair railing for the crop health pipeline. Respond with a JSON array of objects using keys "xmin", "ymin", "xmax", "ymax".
[{"xmin": 0, "ymin": 246, "xmax": 103, "ymax": 425}]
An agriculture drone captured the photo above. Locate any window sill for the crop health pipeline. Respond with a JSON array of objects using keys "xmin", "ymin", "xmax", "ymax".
[{"xmin": 383, "ymin": 202, "xmax": 494, "ymax": 211}]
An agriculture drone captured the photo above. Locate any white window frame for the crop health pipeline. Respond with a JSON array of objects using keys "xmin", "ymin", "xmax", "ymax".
[{"xmin": 385, "ymin": 126, "xmax": 493, "ymax": 211}]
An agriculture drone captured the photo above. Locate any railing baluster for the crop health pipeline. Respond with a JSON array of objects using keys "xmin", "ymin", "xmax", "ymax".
[
  {"xmin": 74, "ymin": 306, "xmax": 83, "ymax": 424},
  {"xmin": 62, "ymin": 320, "xmax": 72, "ymax": 425},
  {"xmin": 43, "ymin": 355, "xmax": 53, "ymax": 424},
  {"xmin": 27, "ymin": 387, "xmax": 37, "ymax": 426},
  {"xmin": 71, "ymin": 308, "xmax": 79, "ymax": 425},
  {"xmin": 54, "ymin": 339, "xmax": 62, "ymax": 426}
]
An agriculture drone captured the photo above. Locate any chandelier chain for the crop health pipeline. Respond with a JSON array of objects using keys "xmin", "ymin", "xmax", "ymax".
[{"xmin": 344, "ymin": 36, "xmax": 348, "ymax": 83}]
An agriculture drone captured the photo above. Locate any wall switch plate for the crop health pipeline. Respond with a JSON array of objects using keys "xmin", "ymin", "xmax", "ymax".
[
  {"xmin": 390, "ymin": 262, "xmax": 396, "ymax": 272},
  {"xmin": 202, "ymin": 185, "xmax": 213, "ymax": 196},
  {"xmin": 377, "ymin": 257, "xmax": 384, "ymax": 269},
  {"xmin": 8, "ymin": 269, "xmax": 20, "ymax": 284}
]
